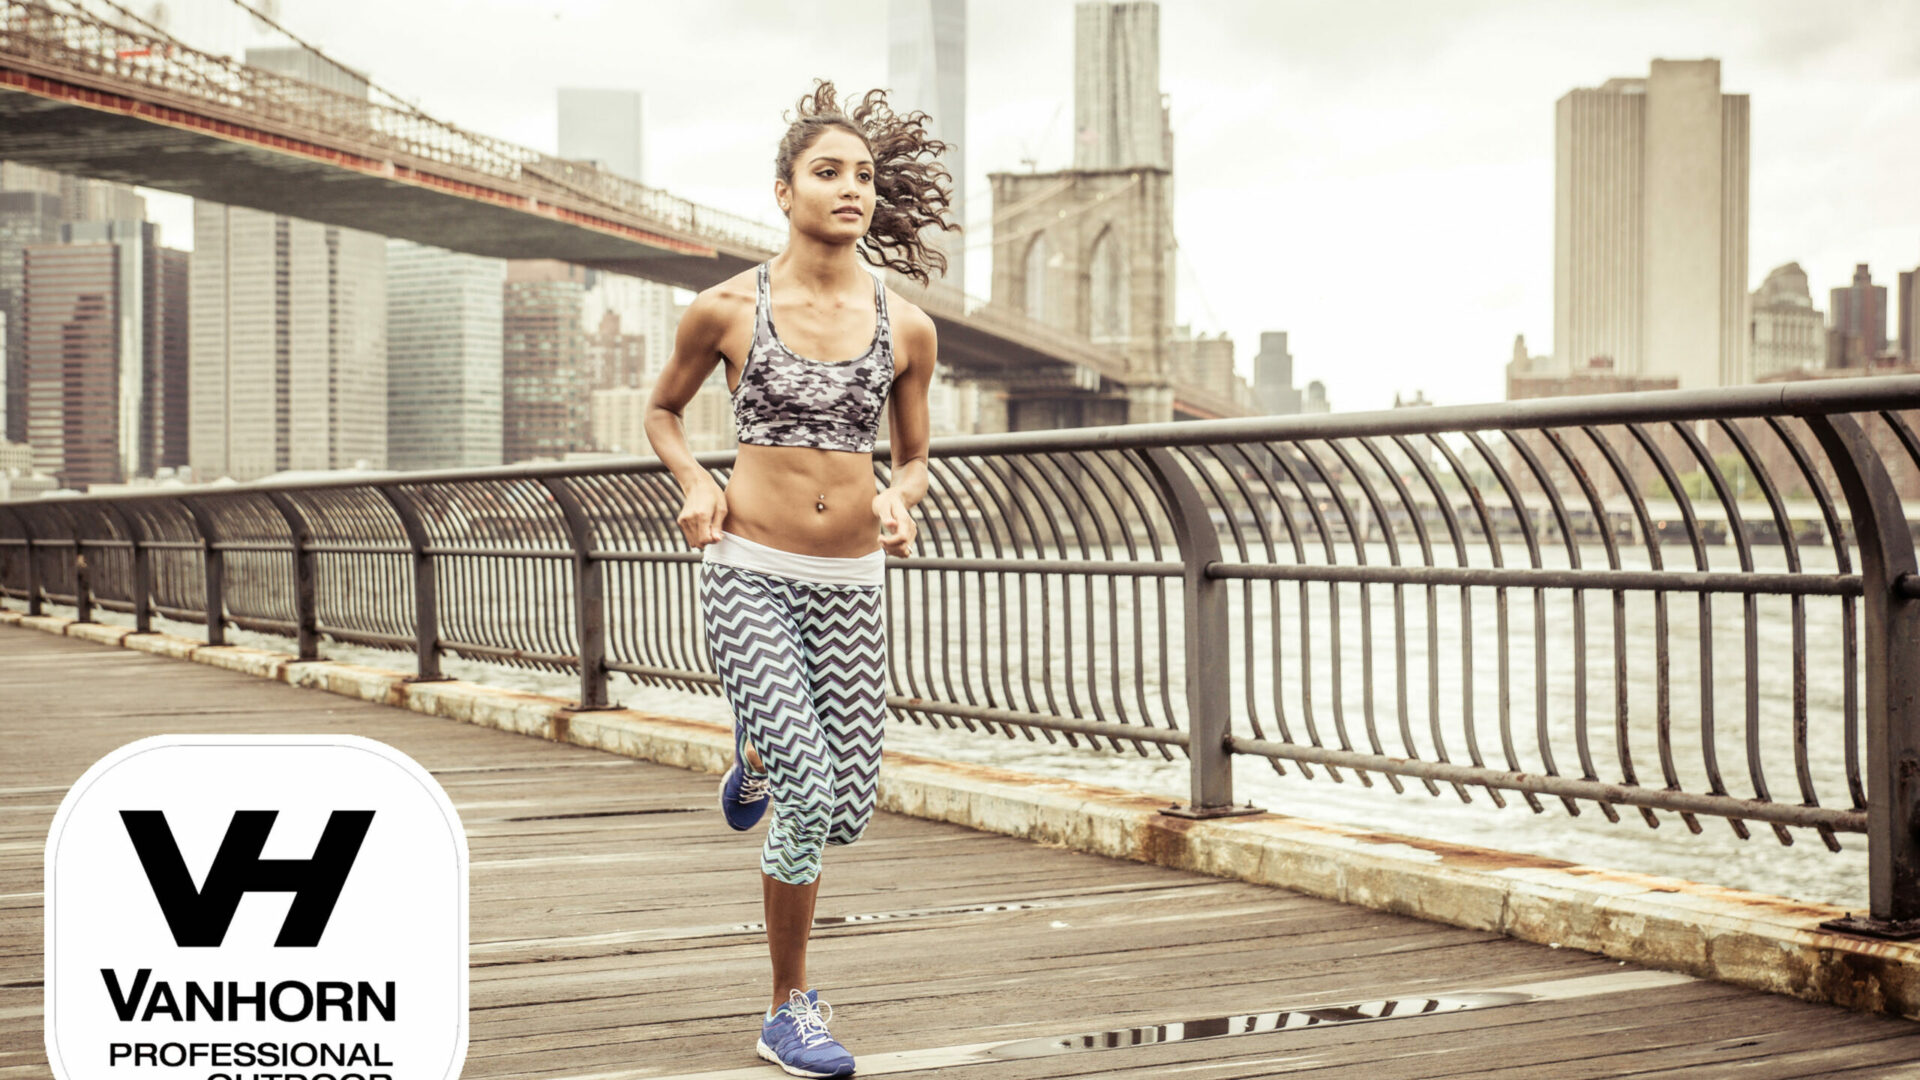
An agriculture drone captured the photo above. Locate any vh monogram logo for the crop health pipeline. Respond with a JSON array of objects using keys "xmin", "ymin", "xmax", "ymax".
[
  {"xmin": 44, "ymin": 736, "xmax": 468, "ymax": 1080},
  {"xmin": 121, "ymin": 809, "xmax": 375, "ymax": 948}
]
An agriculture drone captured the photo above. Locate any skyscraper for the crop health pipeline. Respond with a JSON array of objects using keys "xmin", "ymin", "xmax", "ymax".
[
  {"xmin": 1900, "ymin": 264, "xmax": 1918, "ymax": 367},
  {"xmin": 14, "ymin": 218, "xmax": 185, "ymax": 487},
  {"xmin": 21, "ymin": 242, "xmax": 120, "ymax": 487},
  {"xmin": 1252, "ymin": 331, "xmax": 1303, "ymax": 415},
  {"xmin": 1554, "ymin": 60, "xmax": 1749, "ymax": 389},
  {"xmin": 1828, "ymin": 263, "xmax": 1889, "ymax": 369},
  {"xmin": 1073, "ymin": 1, "xmax": 1171, "ymax": 171},
  {"xmin": 503, "ymin": 260, "xmax": 589, "ymax": 464},
  {"xmin": 184, "ymin": 45, "xmax": 386, "ymax": 482},
  {"xmin": 1, "ymin": 163, "xmax": 148, "ymax": 444},
  {"xmin": 62, "ymin": 221, "xmax": 145, "ymax": 483},
  {"xmin": 888, "ymin": 0, "xmax": 967, "ymax": 287},
  {"xmin": 558, "ymin": 88, "xmax": 644, "ymax": 183},
  {"xmin": 190, "ymin": 203, "xmax": 387, "ymax": 481},
  {"xmin": 154, "ymin": 248, "xmax": 189, "ymax": 472},
  {"xmin": 0, "ymin": 188, "xmax": 63, "ymax": 445},
  {"xmin": 386, "ymin": 240, "xmax": 505, "ymax": 471}
]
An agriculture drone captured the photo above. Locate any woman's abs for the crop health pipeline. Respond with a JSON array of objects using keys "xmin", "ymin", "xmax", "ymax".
[{"xmin": 721, "ymin": 445, "xmax": 883, "ymax": 558}]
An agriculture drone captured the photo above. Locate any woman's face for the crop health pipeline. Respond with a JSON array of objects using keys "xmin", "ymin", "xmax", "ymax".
[{"xmin": 779, "ymin": 126, "xmax": 874, "ymax": 241}]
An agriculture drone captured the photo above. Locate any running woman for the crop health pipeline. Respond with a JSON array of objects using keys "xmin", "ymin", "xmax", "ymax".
[{"xmin": 643, "ymin": 79, "xmax": 956, "ymax": 1078}]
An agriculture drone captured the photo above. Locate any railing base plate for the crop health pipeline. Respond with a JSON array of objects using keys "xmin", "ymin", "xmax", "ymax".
[
  {"xmin": 1819, "ymin": 915, "xmax": 1920, "ymax": 940},
  {"xmin": 403, "ymin": 674, "xmax": 454, "ymax": 684},
  {"xmin": 560, "ymin": 703, "xmax": 621, "ymax": 713},
  {"xmin": 1160, "ymin": 804, "xmax": 1266, "ymax": 820}
]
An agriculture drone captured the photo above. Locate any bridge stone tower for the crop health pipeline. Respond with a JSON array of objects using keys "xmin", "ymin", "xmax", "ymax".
[{"xmin": 982, "ymin": 1, "xmax": 1177, "ymax": 432}]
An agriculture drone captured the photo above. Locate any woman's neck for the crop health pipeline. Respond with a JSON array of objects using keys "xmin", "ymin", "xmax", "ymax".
[{"xmin": 772, "ymin": 238, "xmax": 866, "ymax": 297}]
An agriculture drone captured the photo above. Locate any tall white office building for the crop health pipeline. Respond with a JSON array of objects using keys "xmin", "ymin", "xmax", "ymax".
[
  {"xmin": 888, "ymin": 0, "xmax": 967, "ymax": 288},
  {"xmin": 1554, "ymin": 59, "xmax": 1749, "ymax": 389},
  {"xmin": 190, "ymin": 203, "xmax": 387, "ymax": 481},
  {"xmin": 387, "ymin": 240, "xmax": 505, "ymax": 471}
]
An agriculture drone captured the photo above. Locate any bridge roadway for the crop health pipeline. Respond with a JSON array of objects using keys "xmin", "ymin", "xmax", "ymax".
[{"xmin": 6, "ymin": 624, "xmax": 1920, "ymax": 1079}]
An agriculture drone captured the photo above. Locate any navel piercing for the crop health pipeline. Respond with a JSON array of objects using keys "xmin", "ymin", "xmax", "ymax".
[{"xmin": 815, "ymin": 493, "xmax": 827, "ymax": 513}]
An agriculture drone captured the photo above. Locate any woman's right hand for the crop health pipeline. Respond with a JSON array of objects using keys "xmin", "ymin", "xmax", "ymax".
[{"xmin": 677, "ymin": 479, "xmax": 728, "ymax": 549}]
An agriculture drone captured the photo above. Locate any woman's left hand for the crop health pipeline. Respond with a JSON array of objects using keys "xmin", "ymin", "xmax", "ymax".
[{"xmin": 873, "ymin": 489, "xmax": 915, "ymax": 558}]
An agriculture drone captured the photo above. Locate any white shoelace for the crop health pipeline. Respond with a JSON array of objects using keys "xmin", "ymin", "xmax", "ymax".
[
  {"xmin": 738, "ymin": 773, "xmax": 769, "ymax": 803},
  {"xmin": 785, "ymin": 990, "xmax": 835, "ymax": 1047}
]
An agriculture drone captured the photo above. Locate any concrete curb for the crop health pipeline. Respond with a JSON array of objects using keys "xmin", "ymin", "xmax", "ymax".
[{"xmin": 6, "ymin": 608, "xmax": 1915, "ymax": 1017}]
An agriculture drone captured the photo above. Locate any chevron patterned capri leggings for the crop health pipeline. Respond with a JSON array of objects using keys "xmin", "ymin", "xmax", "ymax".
[{"xmin": 699, "ymin": 561, "xmax": 887, "ymax": 885}]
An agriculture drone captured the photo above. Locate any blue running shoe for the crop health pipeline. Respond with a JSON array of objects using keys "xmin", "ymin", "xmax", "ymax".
[
  {"xmin": 757, "ymin": 988, "xmax": 854, "ymax": 1078},
  {"xmin": 718, "ymin": 760, "xmax": 770, "ymax": 831}
]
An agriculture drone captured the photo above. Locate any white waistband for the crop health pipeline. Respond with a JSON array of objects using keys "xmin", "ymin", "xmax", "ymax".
[{"xmin": 701, "ymin": 530, "xmax": 886, "ymax": 588}]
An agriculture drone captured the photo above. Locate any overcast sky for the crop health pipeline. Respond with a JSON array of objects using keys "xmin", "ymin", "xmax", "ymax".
[{"xmin": 143, "ymin": 0, "xmax": 1920, "ymax": 411}]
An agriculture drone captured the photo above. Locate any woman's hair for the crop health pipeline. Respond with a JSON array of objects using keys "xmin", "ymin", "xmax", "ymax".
[{"xmin": 775, "ymin": 78, "xmax": 961, "ymax": 287}]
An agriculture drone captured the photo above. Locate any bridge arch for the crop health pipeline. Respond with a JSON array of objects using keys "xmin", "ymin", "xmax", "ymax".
[
  {"xmin": 1021, "ymin": 232, "xmax": 1052, "ymax": 324},
  {"xmin": 1087, "ymin": 225, "xmax": 1129, "ymax": 344}
]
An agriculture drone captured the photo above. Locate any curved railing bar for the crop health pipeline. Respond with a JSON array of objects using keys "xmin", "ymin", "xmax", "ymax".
[
  {"xmin": 1537, "ymin": 426, "xmax": 1626, "ymax": 823},
  {"xmin": 1767, "ymin": 417, "xmax": 1865, "ymax": 811},
  {"xmin": 1260, "ymin": 437, "xmax": 1348, "ymax": 781},
  {"xmin": 1423, "ymin": 433, "xmax": 1507, "ymax": 806},
  {"xmin": 1498, "ymin": 428, "xmax": 1593, "ymax": 818},
  {"xmin": 1716, "ymin": 419, "xmax": 1831, "ymax": 849},
  {"xmin": 1667, "ymin": 421, "xmax": 1767, "ymax": 839},
  {"xmin": 1462, "ymin": 430, "xmax": 1551, "ymax": 814},
  {"xmin": 919, "ymin": 454, "xmax": 997, "ymax": 736},
  {"xmin": 1320, "ymin": 436, "xmax": 1409, "ymax": 791},
  {"xmin": 1625, "ymin": 422, "xmax": 1718, "ymax": 836},
  {"xmin": 1387, "ymin": 433, "xmax": 1475, "ymax": 802},
  {"xmin": 1214, "ymin": 441, "xmax": 1301, "ymax": 767},
  {"xmin": 1353, "ymin": 435, "xmax": 1445, "ymax": 796}
]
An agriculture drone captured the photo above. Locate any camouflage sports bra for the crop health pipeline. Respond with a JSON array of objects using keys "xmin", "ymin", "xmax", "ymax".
[{"xmin": 730, "ymin": 261, "xmax": 895, "ymax": 453}]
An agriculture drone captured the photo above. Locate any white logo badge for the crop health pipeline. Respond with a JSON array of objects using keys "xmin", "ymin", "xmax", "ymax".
[{"xmin": 45, "ymin": 735, "xmax": 469, "ymax": 1080}]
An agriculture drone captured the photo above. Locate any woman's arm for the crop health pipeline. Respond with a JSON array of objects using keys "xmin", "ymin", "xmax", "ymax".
[
  {"xmin": 875, "ymin": 303, "xmax": 937, "ymax": 555},
  {"xmin": 645, "ymin": 290, "xmax": 731, "ymax": 547}
]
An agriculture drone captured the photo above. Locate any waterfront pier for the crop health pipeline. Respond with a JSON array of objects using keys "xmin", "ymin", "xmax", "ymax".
[
  {"xmin": 10, "ymin": 623, "xmax": 1920, "ymax": 1079},
  {"xmin": 8, "ymin": 378, "xmax": 1920, "ymax": 1076}
]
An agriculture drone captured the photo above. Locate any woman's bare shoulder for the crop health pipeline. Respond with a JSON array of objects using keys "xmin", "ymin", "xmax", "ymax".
[
  {"xmin": 884, "ymin": 287, "xmax": 938, "ymax": 358},
  {"xmin": 685, "ymin": 267, "xmax": 757, "ymax": 320},
  {"xmin": 676, "ymin": 268, "xmax": 758, "ymax": 346}
]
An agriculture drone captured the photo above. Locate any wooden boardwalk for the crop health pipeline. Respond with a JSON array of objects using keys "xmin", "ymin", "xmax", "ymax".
[{"xmin": 5, "ymin": 623, "xmax": 1920, "ymax": 1079}]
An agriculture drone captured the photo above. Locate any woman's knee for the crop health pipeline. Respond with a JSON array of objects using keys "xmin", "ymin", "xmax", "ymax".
[
  {"xmin": 769, "ymin": 791, "xmax": 832, "ymax": 851},
  {"xmin": 826, "ymin": 809, "xmax": 873, "ymax": 846}
]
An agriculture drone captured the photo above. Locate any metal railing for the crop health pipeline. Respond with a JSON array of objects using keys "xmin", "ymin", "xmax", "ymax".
[{"xmin": 6, "ymin": 377, "xmax": 1920, "ymax": 928}]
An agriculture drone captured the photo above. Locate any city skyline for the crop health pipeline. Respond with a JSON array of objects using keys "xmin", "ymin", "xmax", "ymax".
[{"xmin": 129, "ymin": 0, "xmax": 1920, "ymax": 412}]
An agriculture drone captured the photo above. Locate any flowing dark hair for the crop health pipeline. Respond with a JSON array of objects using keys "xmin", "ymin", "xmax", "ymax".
[{"xmin": 775, "ymin": 78, "xmax": 961, "ymax": 287}]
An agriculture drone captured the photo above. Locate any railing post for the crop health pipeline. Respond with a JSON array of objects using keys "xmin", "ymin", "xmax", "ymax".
[
  {"xmin": 1138, "ymin": 446, "xmax": 1261, "ymax": 819},
  {"xmin": 378, "ymin": 484, "xmax": 448, "ymax": 682},
  {"xmin": 540, "ymin": 476, "xmax": 611, "ymax": 711},
  {"xmin": 264, "ymin": 491, "xmax": 321, "ymax": 662},
  {"xmin": 61, "ymin": 505, "xmax": 92, "ymax": 624},
  {"xmin": 180, "ymin": 496, "xmax": 225, "ymax": 646},
  {"xmin": 4, "ymin": 505, "xmax": 41, "ymax": 617},
  {"xmin": 1806, "ymin": 414, "xmax": 1920, "ymax": 935},
  {"xmin": 102, "ymin": 501, "xmax": 150, "ymax": 633}
]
